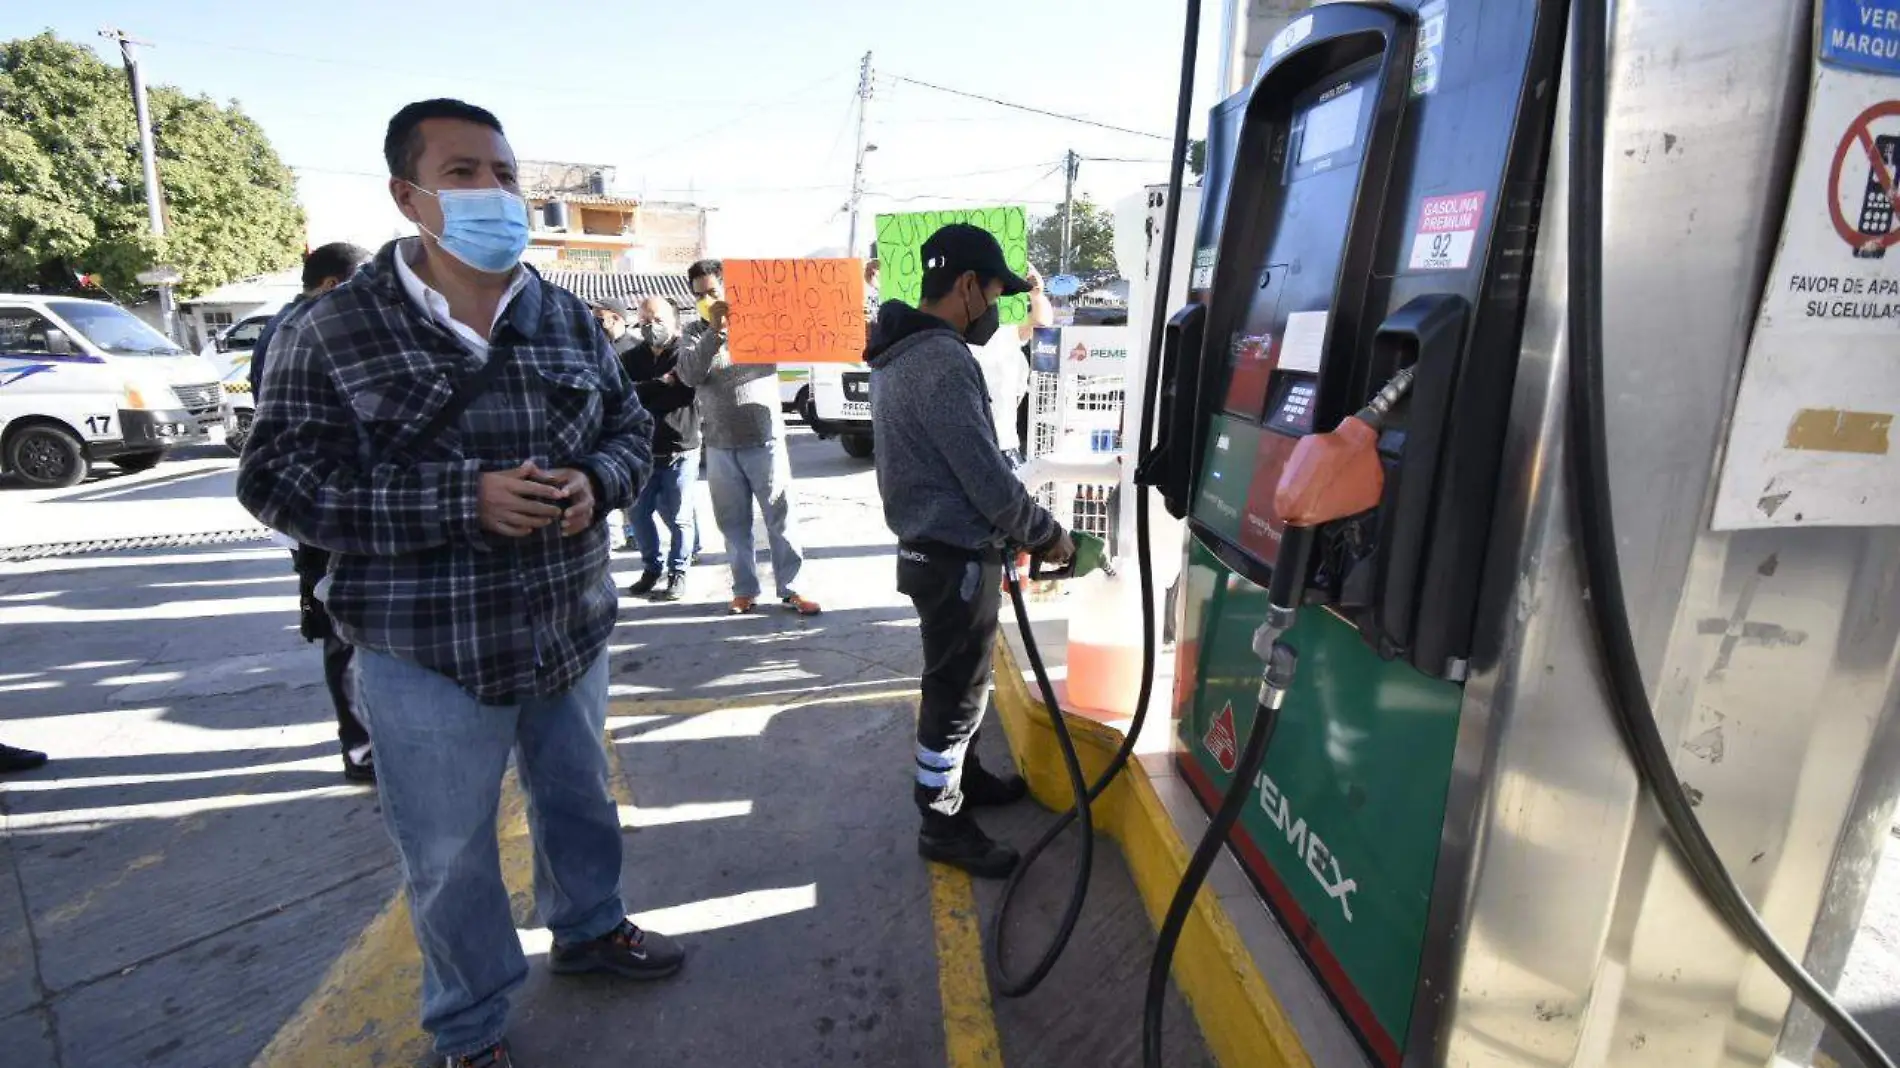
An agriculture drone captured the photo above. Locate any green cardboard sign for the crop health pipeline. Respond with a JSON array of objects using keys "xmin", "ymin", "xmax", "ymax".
[{"xmin": 874, "ymin": 206, "xmax": 1030, "ymax": 323}]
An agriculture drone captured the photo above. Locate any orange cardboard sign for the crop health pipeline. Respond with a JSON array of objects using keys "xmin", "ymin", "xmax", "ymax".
[{"xmin": 724, "ymin": 258, "xmax": 867, "ymax": 364}]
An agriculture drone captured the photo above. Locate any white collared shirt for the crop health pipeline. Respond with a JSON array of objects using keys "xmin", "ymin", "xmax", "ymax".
[{"xmin": 392, "ymin": 237, "xmax": 531, "ymax": 364}]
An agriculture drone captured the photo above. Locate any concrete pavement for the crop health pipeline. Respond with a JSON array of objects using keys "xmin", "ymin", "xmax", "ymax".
[{"xmin": 0, "ymin": 428, "xmax": 1215, "ymax": 1068}]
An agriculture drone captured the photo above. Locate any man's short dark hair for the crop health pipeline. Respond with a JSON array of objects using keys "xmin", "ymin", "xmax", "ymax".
[
  {"xmin": 302, "ymin": 242, "xmax": 372, "ymax": 292},
  {"xmin": 383, "ymin": 99, "xmax": 505, "ymax": 181},
  {"xmin": 686, "ymin": 259, "xmax": 723, "ymax": 285},
  {"xmin": 921, "ymin": 266, "xmax": 976, "ymax": 302}
]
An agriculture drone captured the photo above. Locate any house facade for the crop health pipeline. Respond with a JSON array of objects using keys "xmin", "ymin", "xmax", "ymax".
[{"xmin": 518, "ymin": 160, "xmax": 708, "ymax": 274}]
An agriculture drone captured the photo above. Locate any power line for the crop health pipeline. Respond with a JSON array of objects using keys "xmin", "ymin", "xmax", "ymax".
[
  {"xmin": 878, "ymin": 73, "xmax": 1169, "ymax": 141},
  {"xmin": 162, "ymin": 35, "xmax": 844, "ymax": 111},
  {"xmin": 867, "ymin": 191, "xmax": 1066, "ymax": 206},
  {"xmin": 874, "ymin": 159, "xmax": 1066, "ymax": 186}
]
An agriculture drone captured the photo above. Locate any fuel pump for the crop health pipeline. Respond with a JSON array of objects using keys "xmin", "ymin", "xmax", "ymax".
[{"xmin": 1135, "ymin": 1, "xmax": 1899, "ymax": 1067}]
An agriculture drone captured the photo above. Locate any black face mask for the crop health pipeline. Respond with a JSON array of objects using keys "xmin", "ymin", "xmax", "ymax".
[{"xmin": 962, "ymin": 280, "xmax": 1001, "ymax": 346}]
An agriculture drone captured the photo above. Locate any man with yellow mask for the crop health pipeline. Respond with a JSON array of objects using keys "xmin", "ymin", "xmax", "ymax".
[{"xmin": 677, "ymin": 259, "xmax": 821, "ymax": 616}]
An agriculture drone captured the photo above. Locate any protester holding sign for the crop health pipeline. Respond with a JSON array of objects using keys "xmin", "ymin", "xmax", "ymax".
[{"xmin": 676, "ymin": 259, "xmax": 822, "ymax": 616}]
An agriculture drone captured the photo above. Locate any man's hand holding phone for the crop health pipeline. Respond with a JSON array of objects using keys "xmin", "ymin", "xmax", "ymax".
[{"xmin": 477, "ymin": 462, "xmax": 594, "ymax": 538}]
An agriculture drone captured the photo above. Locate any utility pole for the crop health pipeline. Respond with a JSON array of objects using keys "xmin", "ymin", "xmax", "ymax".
[
  {"xmin": 1059, "ymin": 150, "xmax": 1080, "ymax": 275},
  {"xmin": 99, "ymin": 27, "xmax": 178, "ymax": 343},
  {"xmin": 846, "ymin": 51, "xmax": 875, "ymax": 258}
]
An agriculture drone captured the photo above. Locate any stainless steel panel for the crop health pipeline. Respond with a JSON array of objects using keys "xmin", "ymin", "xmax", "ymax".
[{"xmin": 1433, "ymin": 1, "xmax": 1900, "ymax": 1066}]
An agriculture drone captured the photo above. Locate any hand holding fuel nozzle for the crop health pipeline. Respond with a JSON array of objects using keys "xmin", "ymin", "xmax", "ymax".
[{"xmin": 1026, "ymin": 528, "xmax": 1116, "ymax": 582}]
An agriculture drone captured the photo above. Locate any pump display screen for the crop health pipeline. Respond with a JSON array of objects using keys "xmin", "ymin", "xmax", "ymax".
[
  {"xmin": 1190, "ymin": 64, "xmax": 1378, "ymax": 562},
  {"xmin": 1299, "ymin": 87, "xmax": 1365, "ymax": 164}
]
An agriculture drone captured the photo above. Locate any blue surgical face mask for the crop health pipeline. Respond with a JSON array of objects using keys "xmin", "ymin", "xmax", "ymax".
[{"xmin": 408, "ymin": 183, "xmax": 530, "ymax": 274}]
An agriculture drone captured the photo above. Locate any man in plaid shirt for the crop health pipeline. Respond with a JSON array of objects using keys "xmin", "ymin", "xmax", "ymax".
[{"xmin": 237, "ymin": 98, "xmax": 683, "ymax": 1068}]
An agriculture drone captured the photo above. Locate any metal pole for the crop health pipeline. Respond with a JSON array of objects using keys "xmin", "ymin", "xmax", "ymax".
[
  {"xmin": 846, "ymin": 51, "xmax": 873, "ymax": 256},
  {"xmin": 1060, "ymin": 150, "xmax": 1078, "ymax": 275},
  {"xmin": 102, "ymin": 27, "xmax": 177, "ymax": 343}
]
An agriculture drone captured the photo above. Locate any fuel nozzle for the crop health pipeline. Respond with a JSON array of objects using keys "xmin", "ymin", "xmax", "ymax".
[
  {"xmin": 1028, "ymin": 529, "xmax": 1115, "ymax": 581},
  {"xmin": 1272, "ymin": 365, "xmax": 1416, "ymax": 528}
]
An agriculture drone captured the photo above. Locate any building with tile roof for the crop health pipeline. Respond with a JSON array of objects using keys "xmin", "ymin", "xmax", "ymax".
[{"xmin": 519, "ymin": 160, "xmax": 707, "ymax": 275}]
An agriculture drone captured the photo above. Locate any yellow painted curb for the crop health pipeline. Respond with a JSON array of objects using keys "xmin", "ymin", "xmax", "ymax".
[
  {"xmin": 990, "ymin": 639, "xmax": 1314, "ymax": 1068},
  {"xmin": 930, "ymin": 862, "xmax": 1008, "ymax": 1068},
  {"xmin": 252, "ymin": 739, "xmax": 639, "ymax": 1068}
]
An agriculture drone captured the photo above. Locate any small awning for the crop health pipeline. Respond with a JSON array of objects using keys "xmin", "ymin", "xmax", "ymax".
[{"xmin": 540, "ymin": 270, "xmax": 696, "ymax": 312}]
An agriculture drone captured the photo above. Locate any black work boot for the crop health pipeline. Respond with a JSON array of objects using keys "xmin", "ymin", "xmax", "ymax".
[
  {"xmin": 919, "ymin": 810, "xmax": 1019, "ymax": 879},
  {"xmin": 627, "ymin": 570, "xmax": 661, "ymax": 596},
  {"xmin": 654, "ymin": 571, "xmax": 686, "ymax": 602},
  {"xmin": 962, "ymin": 759, "xmax": 1028, "ymax": 807}
]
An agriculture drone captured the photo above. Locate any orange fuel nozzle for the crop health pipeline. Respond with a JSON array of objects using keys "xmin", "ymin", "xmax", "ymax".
[
  {"xmin": 1271, "ymin": 366, "xmax": 1414, "ymax": 528},
  {"xmin": 1273, "ymin": 416, "xmax": 1385, "ymax": 526}
]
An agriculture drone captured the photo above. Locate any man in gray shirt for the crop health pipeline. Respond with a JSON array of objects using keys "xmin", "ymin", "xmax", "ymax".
[
  {"xmin": 869, "ymin": 224, "xmax": 1073, "ymax": 877},
  {"xmin": 676, "ymin": 259, "xmax": 821, "ymax": 616}
]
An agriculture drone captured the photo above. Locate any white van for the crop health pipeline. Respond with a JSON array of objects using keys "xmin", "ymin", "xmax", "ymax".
[
  {"xmin": 199, "ymin": 309, "xmax": 280, "ymax": 382},
  {"xmin": 0, "ymin": 295, "xmax": 225, "ymax": 488},
  {"xmin": 778, "ymin": 363, "xmax": 812, "ymax": 413},
  {"xmin": 802, "ymin": 362, "xmax": 874, "ymax": 458}
]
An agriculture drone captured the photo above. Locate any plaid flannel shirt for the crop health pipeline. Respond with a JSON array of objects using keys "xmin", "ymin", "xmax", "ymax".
[{"xmin": 237, "ymin": 241, "xmax": 653, "ymax": 704}]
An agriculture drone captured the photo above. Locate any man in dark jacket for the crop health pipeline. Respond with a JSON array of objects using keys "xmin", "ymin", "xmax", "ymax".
[
  {"xmin": 868, "ymin": 224, "xmax": 1074, "ymax": 878},
  {"xmin": 249, "ymin": 243, "xmax": 372, "ymax": 393},
  {"xmin": 247, "ymin": 242, "xmax": 377, "ymax": 782},
  {"xmin": 589, "ymin": 297, "xmax": 648, "ymax": 552},
  {"xmin": 623, "ymin": 295, "xmax": 701, "ymax": 600}
]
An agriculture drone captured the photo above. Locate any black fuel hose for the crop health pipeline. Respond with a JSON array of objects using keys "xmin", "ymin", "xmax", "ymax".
[
  {"xmin": 1565, "ymin": 2, "xmax": 1892, "ymax": 1066},
  {"xmin": 1143, "ymin": 526, "xmax": 1311, "ymax": 1068},
  {"xmin": 984, "ymin": 0, "xmax": 1203, "ymax": 1000}
]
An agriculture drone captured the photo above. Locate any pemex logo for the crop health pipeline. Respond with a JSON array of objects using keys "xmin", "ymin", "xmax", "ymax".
[{"xmin": 1203, "ymin": 701, "xmax": 1238, "ymax": 773}]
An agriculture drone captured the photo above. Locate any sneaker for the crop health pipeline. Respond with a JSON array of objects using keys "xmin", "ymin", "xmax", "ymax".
[
  {"xmin": 781, "ymin": 592, "xmax": 822, "ymax": 616},
  {"xmin": 919, "ymin": 811, "xmax": 1019, "ymax": 879},
  {"xmin": 962, "ymin": 761, "xmax": 1028, "ymax": 807},
  {"xmin": 341, "ymin": 746, "xmax": 376, "ymax": 784},
  {"xmin": 0, "ymin": 744, "xmax": 47, "ymax": 774},
  {"xmin": 653, "ymin": 572, "xmax": 686, "ymax": 602},
  {"xmin": 447, "ymin": 1043, "xmax": 513, "ymax": 1068},
  {"xmin": 627, "ymin": 570, "xmax": 661, "ymax": 596},
  {"xmin": 549, "ymin": 918, "xmax": 685, "ymax": 980}
]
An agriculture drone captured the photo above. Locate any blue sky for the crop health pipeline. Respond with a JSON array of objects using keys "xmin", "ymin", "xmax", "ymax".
[{"xmin": 9, "ymin": 0, "xmax": 1224, "ymax": 261}]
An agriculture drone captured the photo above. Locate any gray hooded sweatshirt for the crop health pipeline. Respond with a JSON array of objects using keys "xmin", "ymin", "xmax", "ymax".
[{"xmin": 867, "ymin": 300, "xmax": 1059, "ymax": 553}]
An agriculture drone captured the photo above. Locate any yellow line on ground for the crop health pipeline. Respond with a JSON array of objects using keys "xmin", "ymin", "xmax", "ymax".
[
  {"xmin": 928, "ymin": 862, "xmax": 1007, "ymax": 1068},
  {"xmin": 258, "ymin": 684, "xmax": 915, "ymax": 1067},
  {"xmin": 252, "ymin": 739, "xmax": 602, "ymax": 1068}
]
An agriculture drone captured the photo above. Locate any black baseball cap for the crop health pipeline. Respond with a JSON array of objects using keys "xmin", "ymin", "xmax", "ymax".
[{"xmin": 922, "ymin": 223, "xmax": 1031, "ymax": 296}]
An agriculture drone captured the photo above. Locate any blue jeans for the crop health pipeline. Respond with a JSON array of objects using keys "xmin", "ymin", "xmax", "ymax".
[
  {"xmin": 354, "ymin": 648, "xmax": 624, "ymax": 1057},
  {"xmin": 707, "ymin": 440, "xmax": 805, "ymax": 600},
  {"xmin": 630, "ymin": 450, "xmax": 701, "ymax": 575}
]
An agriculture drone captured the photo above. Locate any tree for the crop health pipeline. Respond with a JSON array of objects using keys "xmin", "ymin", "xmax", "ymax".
[
  {"xmin": 1028, "ymin": 195, "xmax": 1117, "ymax": 279},
  {"xmin": 0, "ymin": 33, "xmax": 304, "ymax": 298}
]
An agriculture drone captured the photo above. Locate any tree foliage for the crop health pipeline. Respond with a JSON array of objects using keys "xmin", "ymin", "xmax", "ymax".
[
  {"xmin": 0, "ymin": 33, "xmax": 304, "ymax": 297},
  {"xmin": 1028, "ymin": 195, "xmax": 1117, "ymax": 279}
]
